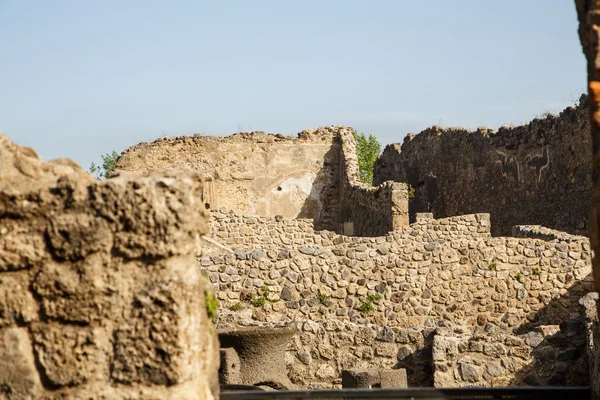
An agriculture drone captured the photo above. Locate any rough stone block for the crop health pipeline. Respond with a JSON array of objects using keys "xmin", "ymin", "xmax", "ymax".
[
  {"xmin": 0, "ymin": 327, "xmax": 42, "ymax": 399},
  {"xmin": 32, "ymin": 323, "xmax": 110, "ymax": 387},
  {"xmin": 342, "ymin": 368, "xmax": 407, "ymax": 388}
]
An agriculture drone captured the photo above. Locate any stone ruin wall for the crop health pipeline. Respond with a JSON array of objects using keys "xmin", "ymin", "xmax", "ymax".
[
  {"xmin": 0, "ymin": 134, "xmax": 218, "ymax": 400},
  {"xmin": 338, "ymin": 130, "xmax": 409, "ymax": 236},
  {"xmin": 202, "ymin": 211, "xmax": 592, "ymax": 388},
  {"xmin": 116, "ymin": 126, "xmax": 409, "ymax": 237},
  {"xmin": 374, "ymin": 97, "xmax": 592, "ymax": 236},
  {"xmin": 115, "ymin": 128, "xmax": 343, "ymax": 231}
]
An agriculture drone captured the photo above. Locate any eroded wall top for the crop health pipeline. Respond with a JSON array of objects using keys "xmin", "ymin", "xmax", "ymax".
[
  {"xmin": 116, "ymin": 127, "xmax": 344, "ymax": 231},
  {"xmin": 374, "ymin": 97, "xmax": 591, "ymax": 236}
]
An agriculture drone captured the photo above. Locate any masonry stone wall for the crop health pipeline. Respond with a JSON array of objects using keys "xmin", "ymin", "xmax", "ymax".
[
  {"xmin": 116, "ymin": 126, "xmax": 410, "ymax": 237},
  {"xmin": 338, "ymin": 127, "xmax": 409, "ymax": 236},
  {"xmin": 115, "ymin": 128, "xmax": 342, "ymax": 231},
  {"xmin": 433, "ymin": 322, "xmax": 588, "ymax": 387},
  {"xmin": 202, "ymin": 211, "xmax": 591, "ymax": 388},
  {"xmin": 206, "ymin": 211, "xmax": 490, "ymax": 252},
  {"xmin": 0, "ymin": 134, "xmax": 218, "ymax": 400},
  {"xmin": 374, "ymin": 97, "xmax": 592, "ymax": 236}
]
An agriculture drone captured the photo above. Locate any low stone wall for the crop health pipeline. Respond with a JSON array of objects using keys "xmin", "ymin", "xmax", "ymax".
[
  {"xmin": 216, "ymin": 319, "xmax": 433, "ymax": 388},
  {"xmin": 207, "ymin": 211, "xmax": 490, "ymax": 253},
  {"xmin": 0, "ymin": 135, "xmax": 219, "ymax": 400},
  {"xmin": 205, "ymin": 233, "xmax": 591, "ymax": 331},
  {"xmin": 512, "ymin": 225, "xmax": 587, "ymax": 242},
  {"xmin": 203, "ymin": 211, "xmax": 591, "ymax": 387}
]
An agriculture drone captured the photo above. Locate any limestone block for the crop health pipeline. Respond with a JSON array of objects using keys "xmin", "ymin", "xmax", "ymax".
[
  {"xmin": 32, "ymin": 323, "xmax": 111, "ymax": 387},
  {"xmin": 111, "ymin": 258, "xmax": 212, "ymax": 386},
  {"xmin": 0, "ymin": 274, "xmax": 38, "ymax": 327},
  {"xmin": 0, "ymin": 134, "xmax": 219, "ymax": 399},
  {"xmin": 0, "ymin": 327, "xmax": 42, "ymax": 400}
]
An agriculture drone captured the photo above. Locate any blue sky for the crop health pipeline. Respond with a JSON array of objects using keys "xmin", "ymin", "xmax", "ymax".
[{"xmin": 0, "ymin": 1, "xmax": 586, "ymax": 170}]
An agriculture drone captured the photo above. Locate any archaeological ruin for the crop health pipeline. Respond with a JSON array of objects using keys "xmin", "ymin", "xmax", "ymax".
[
  {"xmin": 1, "ymin": 3, "xmax": 600, "ymax": 397},
  {"xmin": 111, "ymin": 107, "xmax": 598, "ymax": 391}
]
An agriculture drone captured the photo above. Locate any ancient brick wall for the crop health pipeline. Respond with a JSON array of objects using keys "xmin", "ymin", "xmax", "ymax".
[
  {"xmin": 0, "ymin": 134, "xmax": 218, "ymax": 400},
  {"xmin": 202, "ymin": 212, "xmax": 591, "ymax": 388},
  {"xmin": 115, "ymin": 128, "xmax": 342, "ymax": 231},
  {"xmin": 373, "ymin": 98, "xmax": 591, "ymax": 236}
]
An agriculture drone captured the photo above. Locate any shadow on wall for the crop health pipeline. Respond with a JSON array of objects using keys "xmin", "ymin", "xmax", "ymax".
[
  {"xmin": 394, "ymin": 273, "xmax": 594, "ymax": 388},
  {"xmin": 507, "ymin": 274, "xmax": 595, "ymax": 386},
  {"xmin": 507, "ymin": 275, "xmax": 593, "ymax": 386},
  {"xmin": 297, "ymin": 140, "xmax": 341, "ymax": 232}
]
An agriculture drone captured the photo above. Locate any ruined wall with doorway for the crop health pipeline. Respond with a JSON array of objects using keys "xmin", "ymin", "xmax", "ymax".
[
  {"xmin": 115, "ymin": 128, "xmax": 343, "ymax": 231},
  {"xmin": 374, "ymin": 97, "xmax": 592, "ymax": 236},
  {"xmin": 116, "ymin": 126, "xmax": 411, "ymax": 236}
]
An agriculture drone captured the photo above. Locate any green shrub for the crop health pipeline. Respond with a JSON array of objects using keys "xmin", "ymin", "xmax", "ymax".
[
  {"xmin": 360, "ymin": 300, "xmax": 374, "ymax": 313},
  {"xmin": 354, "ymin": 130, "xmax": 382, "ymax": 185},
  {"xmin": 368, "ymin": 293, "xmax": 382, "ymax": 302},
  {"xmin": 317, "ymin": 308, "xmax": 325, "ymax": 316},
  {"xmin": 205, "ymin": 292, "xmax": 219, "ymax": 320},
  {"xmin": 250, "ymin": 296, "xmax": 266, "ymax": 307},
  {"xmin": 515, "ymin": 272, "xmax": 523, "ymax": 283},
  {"xmin": 318, "ymin": 293, "xmax": 330, "ymax": 304},
  {"xmin": 89, "ymin": 151, "xmax": 120, "ymax": 179},
  {"xmin": 229, "ymin": 302, "xmax": 243, "ymax": 311},
  {"xmin": 532, "ymin": 268, "xmax": 541, "ymax": 276},
  {"xmin": 488, "ymin": 263, "xmax": 497, "ymax": 271}
]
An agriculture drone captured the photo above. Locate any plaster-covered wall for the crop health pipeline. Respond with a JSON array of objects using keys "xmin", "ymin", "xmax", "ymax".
[{"xmin": 115, "ymin": 128, "xmax": 342, "ymax": 231}]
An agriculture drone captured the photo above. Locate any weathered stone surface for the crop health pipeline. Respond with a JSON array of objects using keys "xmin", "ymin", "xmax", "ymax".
[
  {"xmin": 0, "ymin": 134, "xmax": 219, "ymax": 399},
  {"xmin": 341, "ymin": 368, "xmax": 407, "ymax": 388},
  {"xmin": 115, "ymin": 128, "xmax": 344, "ymax": 231},
  {"xmin": 0, "ymin": 327, "xmax": 42, "ymax": 400},
  {"xmin": 374, "ymin": 99, "xmax": 591, "ymax": 237},
  {"xmin": 32, "ymin": 323, "xmax": 110, "ymax": 387}
]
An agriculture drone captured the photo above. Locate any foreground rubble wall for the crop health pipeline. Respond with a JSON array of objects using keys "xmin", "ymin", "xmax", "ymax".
[
  {"xmin": 0, "ymin": 134, "xmax": 219, "ymax": 400},
  {"xmin": 374, "ymin": 100, "xmax": 591, "ymax": 236},
  {"xmin": 203, "ymin": 211, "xmax": 592, "ymax": 387}
]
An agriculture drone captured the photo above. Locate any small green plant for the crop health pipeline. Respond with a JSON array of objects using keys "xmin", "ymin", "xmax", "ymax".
[
  {"xmin": 515, "ymin": 272, "xmax": 523, "ymax": 283},
  {"xmin": 532, "ymin": 268, "xmax": 541, "ymax": 276},
  {"xmin": 407, "ymin": 184, "xmax": 416, "ymax": 198},
  {"xmin": 488, "ymin": 263, "xmax": 497, "ymax": 271},
  {"xmin": 318, "ymin": 293, "xmax": 330, "ymax": 304},
  {"xmin": 260, "ymin": 285, "xmax": 269, "ymax": 296},
  {"xmin": 89, "ymin": 151, "xmax": 120, "ymax": 179},
  {"xmin": 250, "ymin": 296, "xmax": 266, "ymax": 307},
  {"xmin": 317, "ymin": 307, "xmax": 325, "ymax": 316},
  {"xmin": 205, "ymin": 292, "xmax": 219, "ymax": 320},
  {"xmin": 368, "ymin": 293, "xmax": 382, "ymax": 302},
  {"xmin": 229, "ymin": 302, "xmax": 243, "ymax": 311},
  {"xmin": 360, "ymin": 300, "xmax": 374, "ymax": 313}
]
